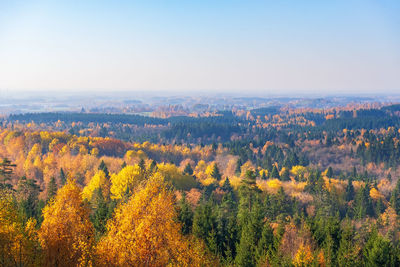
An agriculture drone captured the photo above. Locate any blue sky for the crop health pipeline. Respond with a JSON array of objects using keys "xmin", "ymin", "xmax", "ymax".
[{"xmin": 0, "ymin": 0, "xmax": 399, "ymax": 95}]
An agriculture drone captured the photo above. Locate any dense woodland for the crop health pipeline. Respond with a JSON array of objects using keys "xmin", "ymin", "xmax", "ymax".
[{"xmin": 2, "ymin": 104, "xmax": 400, "ymax": 266}]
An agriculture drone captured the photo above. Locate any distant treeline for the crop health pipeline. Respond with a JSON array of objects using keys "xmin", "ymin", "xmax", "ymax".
[{"xmin": 8, "ymin": 112, "xmax": 167, "ymax": 126}]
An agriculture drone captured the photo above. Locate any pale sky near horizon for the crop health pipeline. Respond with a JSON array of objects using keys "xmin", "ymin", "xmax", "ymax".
[{"xmin": 0, "ymin": 1, "xmax": 399, "ymax": 94}]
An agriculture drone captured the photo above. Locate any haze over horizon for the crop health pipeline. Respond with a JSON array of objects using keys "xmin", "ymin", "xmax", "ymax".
[{"xmin": 1, "ymin": 1, "xmax": 399, "ymax": 94}]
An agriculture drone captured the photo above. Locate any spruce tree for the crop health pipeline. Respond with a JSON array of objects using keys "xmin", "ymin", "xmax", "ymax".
[
  {"xmin": 138, "ymin": 158, "xmax": 146, "ymax": 171},
  {"xmin": 16, "ymin": 176, "xmax": 41, "ymax": 221},
  {"xmin": 326, "ymin": 166, "xmax": 333, "ymax": 178},
  {"xmin": 210, "ymin": 163, "xmax": 222, "ymax": 180},
  {"xmin": 217, "ymin": 191, "xmax": 238, "ymax": 261},
  {"xmin": 390, "ymin": 179, "xmax": 400, "ymax": 214},
  {"xmin": 177, "ymin": 195, "xmax": 193, "ymax": 235},
  {"xmin": 91, "ymin": 188, "xmax": 109, "ymax": 238},
  {"xmin": 149, "ymin": 160, "xmax": 157, "ymax": 173},
  {"xmin": 98, "ymin": 160, "xmax": 109, "ymax": 178},
  {"xmin": 235, "ymin": 159, "xmax": 242, "ymax": 175},
  {"xmin": 354, "ymin": 183, "xmax": 373, "ymax": 219},
  {"xmin": 363, "ymin": 229, "xmax": 395, "ymax": 266},
  {"xmin": 0, "ymin": 158, "xmax": 16, "ymax": 189},
  {"xmin": 270, "ymin": 165, "xmax": 280, "ymax": 179},
  {"xmin": 256, "ymin": 222, "xmax": 274, "ymax": 263},
  {"xmin": 261, "ymin": 170, "xmax": 267, "ymax": 180},
  {"xmin": 280, "ymin": 168, "xmax": 290, "ymax": 181},
  {"xmin": 183, "ymin": 163, "xmax": 193, "ymax": 176},
  {"xmin": 337, "ymin": 222, "xmax": 359, "ymax": 267},
  {"xmin": 46, "ymin": 177, "xmax": 58, "ymax": 202},
  {"xmin": 345, "ymin": 177, "xmax": 355, "ymax": 202},
  {"xmin": 235, "ymin": 223, "xmax": 256, "ymax": 267},
  {"xmin": 59, "ymin": 168, "xmax": 67, "ymax": 186},
  {"xmin": 193, "ymin": 201, "xmax": 217, "ymax": 250}
]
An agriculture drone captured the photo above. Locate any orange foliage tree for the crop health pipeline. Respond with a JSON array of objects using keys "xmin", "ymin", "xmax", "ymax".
[
  {"xmin": 96, "ymin": 173, "xmax": 212, "ymax": 266},
  {"xmin": 0, "ymin": 193, "xmax": 41, "ymax": 266},
  {"xmin": 38, "ymin": 180, "xmax": 94, "ymax": 267}
]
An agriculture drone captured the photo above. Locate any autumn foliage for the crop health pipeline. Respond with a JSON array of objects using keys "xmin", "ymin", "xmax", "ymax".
[
  {"xmin": 38, "ymin": 180, "xmax": 94, "ymax": 267},
  {"xmin": 96, "ymin": 173, "xmax": 211, "ymax": 266}
]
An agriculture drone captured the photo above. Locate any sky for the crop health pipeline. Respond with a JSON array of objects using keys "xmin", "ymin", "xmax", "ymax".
[{"xmin": 0, "ymin": 0, "xmax": 399, "ymax": 95}]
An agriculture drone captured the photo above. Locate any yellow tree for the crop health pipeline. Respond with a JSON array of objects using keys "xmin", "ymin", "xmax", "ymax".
[
  {"xmin": 0, "ymin": 193, "xmax": 25, "ymax": 266},
  {"xmin": 0, "ymin": 193, "xmax": 40, "ymax": 266},
  {"xmin": 293, "ymin": 244, "xmax": 314, "ymax": 267},
  {"xmin": 96, "ymin": 173, "xmax": 212, "ymax": 266},
  {"xmin": 38, "ymin": 180, "xmax": 94, "ymax": 267},
  {"xmin": 82, "ymin": 170, "xmax": 110, "ymax": 200},
  {"xmin": 110, "ymin": 165, "xmax": 143, "ymax": 199},
  {"xmin": 157, "ymin": 163, "xmax": 197, "ymax": 190}
]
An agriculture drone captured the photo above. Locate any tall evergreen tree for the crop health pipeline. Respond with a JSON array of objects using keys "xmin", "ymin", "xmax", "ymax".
[
  {"xmin": 0, "ymin": 158, "xmax": 16, "ymax": 189},
  {"xmin": 183, "ymin": 163, "xmax": 193, "ymax": 176},
  {"xmin": 90, "ymin": 188, "xmax": 110, "ymax": 238},
  {"xmin": 210, "ymin": 163, "xmax": 222, "ymax": 180},
  {"xmin": 345, "ymin": 177, "xmax": 355, "ymax": 202},
  {"xmin": 326, "ymin": 166, "xmax": 333, "ymax": 177},
  {"xmin": 256, "ymin": 222, "xmax": 274, "ymax": 263},
  {"xmin": 354, "ymin": 183, "xmax": 373, "ymax": 219},
  {"xmin": 177, "ymin": 195, "xmax": 193, "ymax": 235},
  {"xmin": 98, "ymin": 160, "xmax": 109, "ymax": 178},
  {"xmin": 337, "ymin": 222, "xmax": 359, "ymax": 267},
  {"xmin": 280, "ymin": 168, "xmax": 290, "ymax": 181},
  {"xmin": 390, "ymin": 178, "xmax": 400, "ymax": 214},
  {"xmin": 16, "ymin": 176, "xmax": 41, "ymax": 221},
  {"xmin": 216, "ymin": 192, "xmax": 238, "ymax": 262},
  {"xmin": 235, "ymin": 159, "xmax": 242, "ymax": 175},
  {"xmin": 46, "ymin": 177, "xmax": 58, "ymax": 202},
  {"xmin": 193, "ymin": 200, "xmax": 217, "ymax": 251},
  {"xmin": 149, "ymin": 160, "xmax": 157, "ymax": 173},
  {"xmin": 270, "ymin": 165, "xmax": 280, "ymax": 179},
  {"xmin": 363, "ymin": 229, "xmax": 396, "ymax": 266},
  {"xmin": 59, "ymin": 168, "xmax": 67, "ymax": 186},
  {"xmin": 138, "ymin": 158, "xmax": 146, "ymax": 171}
]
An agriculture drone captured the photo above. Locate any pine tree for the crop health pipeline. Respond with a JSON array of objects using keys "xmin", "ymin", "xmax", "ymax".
[
  {"xmin": 221, "ymin": 178, "xmax": 233, "ymax": 193},
  {"xmin": 270, "ymin": 165, "xmax": 280, "ymax": 179},
  {"xmin": 183, "ymin": 163, "xmax": 193, "ymax": 176},
  {"xmin": 59, "ymin": 168, "xmax": 66, "ymax": 186},
  {"xmin": 280, "ymin": 168, "xmax": 290, "ymax": 181},
  {"xmin": 363, "ymin": 229, "xmax": 395, "ymax": 266},
  {"xmin": 217, "ymin": 191, "xmax": 238, "ymax": 262},
  {"xmin": 236, "ymin": 223, "xmax": 256, "ymax": 267},
  {"xmin": 345, "ymin": 177, "xmax": 355, "ymax": 202},
  {"xmin": 256, "ymin": 222, "xmax": 274, "ymax": 263},
  {"xmin": 352, "ymin": 166, "xmax": 357, "ymax": 178},
  {"xmin": 0, "ymin": 158, "xmax": 16, "ymax": 189},
  {"xmin": 138, "ymin": 158, "xmax": 146, "ymax": 172},
  {"xmin": 193, "ymin": 201, "xmax": 217, "ymax": 250},
  {"xmin": 326, "ymin": 166, "xmax": 333, "ymax": 178},
  {"xmin": 235, "ymin": 200, "xmax": 263, "ymax": 267},
  {"xmin": 121, "ymin": 161, "xmax": 127, "ymax": 169},
  {"xmin": 98, "ymin": 160, "xmax": 109, "ymax": 178},
  {"xmin": 354, "ymin": 183, "xmax": 373, "ymax": 219},
  {"xmin": 337, "ymin": 222, "xmax": 359, "ymax": 267},
  {"xmin": 149, "ymin": 160, "xmax": 157, "ymax": 173},
  {"xmin": 390, "ymin": 178, "xmax": 400, "ymax": 214},
  {"xmin": 235, "ymin": 159, "xmax": 242, "ymax": 175},
  {"xmin": 210, "ymin": 163, "xmax": 222, "ymax": 180},
  {"xmin": 177, "ymin": 195, "xmax": 193, "ymax": 235},
  {"xmin": 90, "ymin": 188, "xmax": 111, "ymax": 238},
  {"xmin": 16, "ymin": 176, "xmax": 41, "ymax": 221},
  {"xmin": 46, "ymin": 177, "xmax": 57, "ymax": 202},
  {"xmin": 261, "ymin": 170, "xmax": 267, "ymax": 180}
]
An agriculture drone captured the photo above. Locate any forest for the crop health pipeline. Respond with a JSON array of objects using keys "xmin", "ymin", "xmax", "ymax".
[{"xmin": 2, "ymin": 103, "xmax": 400, "ymax": 266}]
